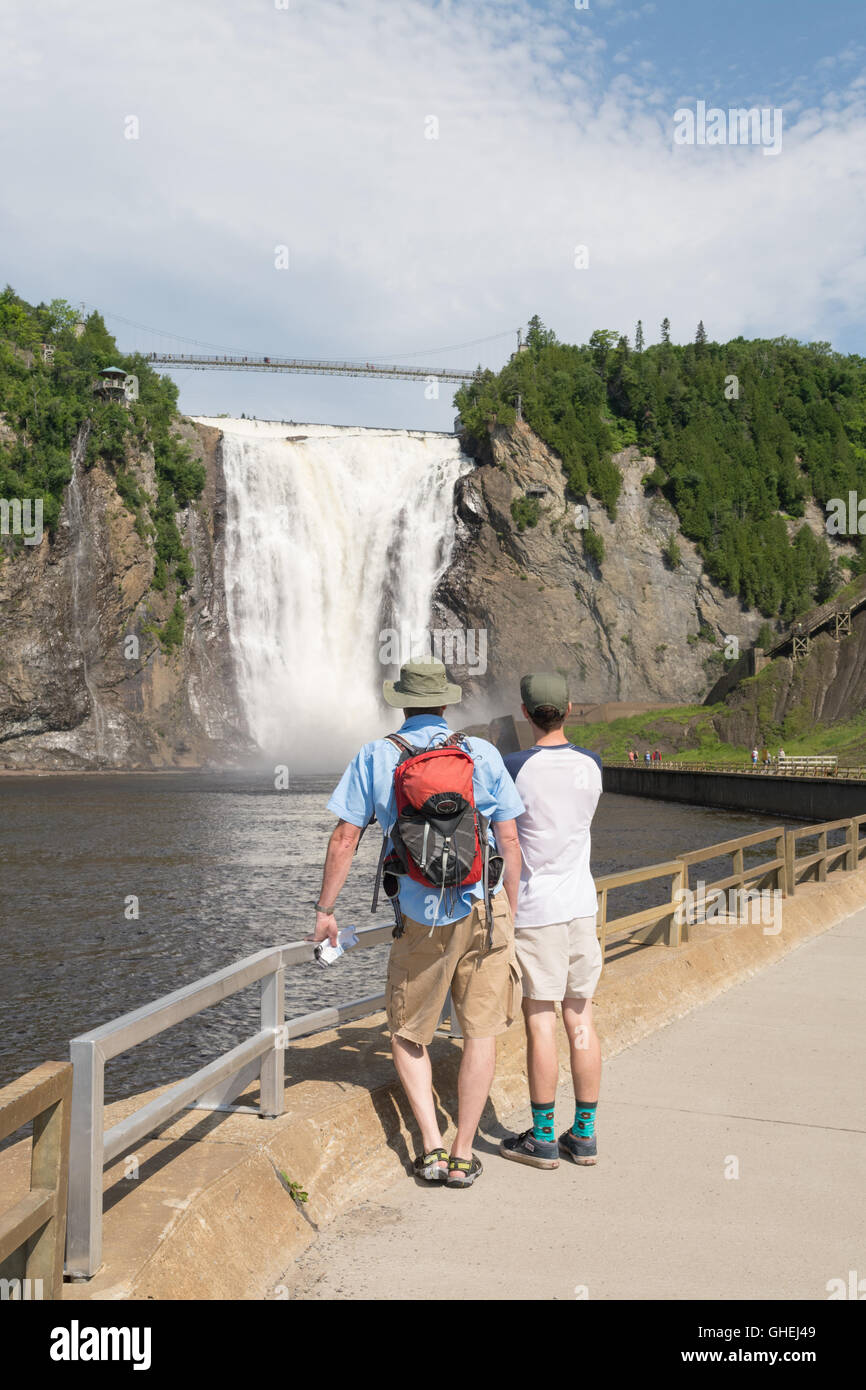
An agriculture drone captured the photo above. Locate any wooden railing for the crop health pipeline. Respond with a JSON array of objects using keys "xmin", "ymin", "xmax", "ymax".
[
  {"xmin": 0, "ymin": 1061, "xmax": 72, "ymax": 1300},
  {"xmin": 676, "ymin": 825, "xmax": 786, "ymax": 904},
  {"xmin": 785, "ymin": 815, "xmax": 866, "ymax": 892},
  {"xmin": 596, "ymin": 859, "xmax": 687, "ymax": 956},
  {"xmin": 595, "ymin": 818, "xmax": 862, "ymax": 958}
]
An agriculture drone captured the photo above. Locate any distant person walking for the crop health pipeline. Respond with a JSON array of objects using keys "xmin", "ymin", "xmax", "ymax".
[
  {"xmin": 751, "ymin": 746, "xmax": 759, "ymax": 766},
  {"xmin": 311, "ymin": 659, "xmax": 524, "ymax": 1189},
  {"xmin": 652, "ymin": 748, "xmax": 661, "ymax": 765},
  {"xmin": 499, "ymin": 673, "xmax": 603, "ymax": 1169},
  {"xmin": 644, "ymin": 750, "xmax": 651, "ymax": 767},
  {"xmin": 627, "ymin": 749, "xmax": 635, "ymax": 765}
]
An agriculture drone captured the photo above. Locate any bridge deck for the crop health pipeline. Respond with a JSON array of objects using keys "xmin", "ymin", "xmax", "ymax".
[{"xmin": 147, "ymin": 353, "xmax": 477, "ymax": 383}]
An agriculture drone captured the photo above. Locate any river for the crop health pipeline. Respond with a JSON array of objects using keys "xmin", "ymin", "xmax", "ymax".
[{"xmin": 0, "ymin": 772, "xmax": 803, "ymax": 1101}]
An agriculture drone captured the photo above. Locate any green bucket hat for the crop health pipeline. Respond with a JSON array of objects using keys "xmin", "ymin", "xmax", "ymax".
[
  {"xmin": 520, "ymin": 671, "xmax": 569, "ymax": 717},
  {"xmin": 383, "ymin": 659, "xmax": 462, "ymax": 708}
]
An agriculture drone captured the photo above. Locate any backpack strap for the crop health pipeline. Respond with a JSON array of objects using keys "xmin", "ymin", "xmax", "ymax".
[{"xmin": 370, "ymin": 733, "xmax": 416, "ymax": 912}]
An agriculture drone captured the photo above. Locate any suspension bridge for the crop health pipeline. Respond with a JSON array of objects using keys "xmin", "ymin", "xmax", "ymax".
[
  {"xmin": 143, "ymin": 352, "xmax": 481, "ymax": 383},
  {"xmin": 82, "ymin": 303, "xmax": 521, "ymax": 385}
]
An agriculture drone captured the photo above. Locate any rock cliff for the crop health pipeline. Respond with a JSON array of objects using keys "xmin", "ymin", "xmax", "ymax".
[
  {"xmin": 0, "ymin": 420, "xmax": 250, "ymax": 769},
  {"xmin": 434, "ymin": 420, "xmax": 766, "ymax": 714}
]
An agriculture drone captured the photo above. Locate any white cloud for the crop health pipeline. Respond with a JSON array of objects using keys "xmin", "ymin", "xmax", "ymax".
[{"xmin": 0, "ymin": 0, "xmax": 863, "ymax": 424}]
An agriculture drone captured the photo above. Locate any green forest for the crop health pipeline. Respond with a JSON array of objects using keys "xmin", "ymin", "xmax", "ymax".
[
  {"xmin": 455, "ymin": 317, "xmax": 866, "ymax": 623},
  {"xmin": 0, "ymin": 287, "xmax": 204, "ymax": 621}
]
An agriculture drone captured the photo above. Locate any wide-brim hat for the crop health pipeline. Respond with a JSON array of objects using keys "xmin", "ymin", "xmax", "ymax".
[{"xmin": 383, "ymin": 658, "xmax": 462, "ymax": 708}]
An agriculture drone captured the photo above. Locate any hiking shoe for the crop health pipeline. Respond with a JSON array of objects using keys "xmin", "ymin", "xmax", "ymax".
[
  {"xmin": 446, "ymin": 1154, "xmax": 483, "ymax": 1188},
  {"xmin": 558, "ymin": 1129, "xmax": 598, "ymax": 1165},
  {"xmin": 499, "ymin": 1129, "xmax": 559, "ymax": 1169},
  {"xmin": 413, "ymin": 1148, "xmax": 449, "ymax": 1183}
]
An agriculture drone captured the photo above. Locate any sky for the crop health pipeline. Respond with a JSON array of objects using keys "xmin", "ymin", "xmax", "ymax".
[{"xmin": 1, "ymin": 0, "xmax": 864, "ymax": 430}]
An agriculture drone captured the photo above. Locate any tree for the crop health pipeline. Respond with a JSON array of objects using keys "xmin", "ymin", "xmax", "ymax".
[
  {"xmin": 663, "ymin": 534, "xmax": 682, "ymax": 569},
  {"xmin": 660, "ymin": 317, "xmax": 671, "ymax": 344},
  {"xmin": 526, "ymin": 315, "xmax": 557, "ymax": 354},
  {"xmin": 583, "ymin": 526, "xmax": 604, "ymax": 566},
  {"xmin": 635, "ymin": 320, "xmax": 644, "ymax": 353},
  {"xmin": 588, "ymin": 328, "xmax": 619, "ymax": 373},
  {"xmin": 695, "ymin": 320, "xmax": 707, "ymax": 346}
]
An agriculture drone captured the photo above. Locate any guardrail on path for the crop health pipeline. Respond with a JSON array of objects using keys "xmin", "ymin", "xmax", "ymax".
[{"xmin": 9, "ymin": 812, "xmax": 866, "ymax": 1283}]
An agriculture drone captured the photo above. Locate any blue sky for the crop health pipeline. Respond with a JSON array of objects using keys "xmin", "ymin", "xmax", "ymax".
[{"xmin": 1, "ymin": 0, "xmax": 864, "ymax": 429}]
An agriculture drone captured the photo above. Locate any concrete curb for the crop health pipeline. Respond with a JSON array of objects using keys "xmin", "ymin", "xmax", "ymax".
[{"xmin": 5, "ymin": 867, "xmax": 864, "ymax": 1300}]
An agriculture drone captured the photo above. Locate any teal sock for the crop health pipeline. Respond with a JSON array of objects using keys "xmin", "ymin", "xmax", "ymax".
[
  {"xmin": 572, "ymin": 1100, "xmax": 597, "ymax": 1139},
  {"xmin": 531, "ymin": 1101, "xmax": 556, "ymax": 1144}
]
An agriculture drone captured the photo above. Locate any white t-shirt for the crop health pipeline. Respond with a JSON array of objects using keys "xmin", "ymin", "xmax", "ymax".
[{"xmin": 503, "ymin": 743, "xmax": 602, "ymax": 927}]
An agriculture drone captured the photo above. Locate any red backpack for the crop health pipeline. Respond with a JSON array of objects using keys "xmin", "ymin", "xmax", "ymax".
[{"xmin": 371, "ymin": 732, "xmax": 496, "ymax": 935}]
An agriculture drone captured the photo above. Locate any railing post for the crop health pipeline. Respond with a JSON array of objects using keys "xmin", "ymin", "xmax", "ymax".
[
  {"xmin": 665, "ymin": 865, "xmax": 687, "ymax": 947},
  {"xmin": 785, "ymin": 832, "xmax": 796, "ymax": 898},
  {"xmin": 259, "ymin": 963, "xmax": 286, "ymax": 1118},
  {"xmin": 817, "ymin": 830, "xmax": 827, "ymax": 882},
  {"xmin": 732, "ymin": 846, "xmax": 744, "ymax": 890},
  {"xmin": 846, "ymin": 819, "xmax": 857, "ymax": 873},
  {"xmin": 774, "ymin": 830, "xmax": 785, "ymax": 897},
  {"xmin": 65, "ymin": 1038, "xmax": 105, "ymax": 1279},
  {"xmin": 26, "ymin": 1075, "xmax": 72, "ymax": 1300},
  {"xmin": 598, "ymin": 886, "xmax": 608, "ymax": 960}
]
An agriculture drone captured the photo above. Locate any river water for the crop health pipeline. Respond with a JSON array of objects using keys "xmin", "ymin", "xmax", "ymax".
[{"xmin": 0, "ymin": 773, "xmax": 801, "ymax": 1101}]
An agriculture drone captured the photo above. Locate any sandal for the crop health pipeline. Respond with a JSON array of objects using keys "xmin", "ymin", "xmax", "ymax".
[
  {"xmin": 413, "ymin": 1147, "xmax": 449, "ymax": 1183},
  {"xmin": 446, "ymin": 1154, "xmax": 483, "ymax": 1188}
]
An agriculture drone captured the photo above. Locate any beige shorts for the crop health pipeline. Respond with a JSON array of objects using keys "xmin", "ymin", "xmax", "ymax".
[
  {"xmin": 386, "ymin": 892, "xmax": 522, "ymax": 1046},
  {"xmin": 514, "ymin": 916, "xmax": 602, "ymax": 1001}
]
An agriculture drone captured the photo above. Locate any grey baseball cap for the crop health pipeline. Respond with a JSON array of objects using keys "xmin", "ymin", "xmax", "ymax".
[{"xmin": 520, "ymin": 672, "xmax": 569, "ymax": 716}]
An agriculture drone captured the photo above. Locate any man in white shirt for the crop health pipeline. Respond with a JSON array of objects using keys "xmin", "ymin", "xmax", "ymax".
[{"xmin": 499, "ymin": 673, "xmax": 603, "ymax": 1169}]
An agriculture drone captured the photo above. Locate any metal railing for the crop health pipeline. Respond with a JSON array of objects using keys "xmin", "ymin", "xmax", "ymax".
[
  {"xmin": 59, "ymin": 811, "xmax": 866, "ymax": 1280},
  {"xmin": 0, "ymin": 1061, "xmax": 72, "ymax": 1300},
  {"xmin": 65, "ymin": 926, "xmax": 395, "ymax": 1278}
]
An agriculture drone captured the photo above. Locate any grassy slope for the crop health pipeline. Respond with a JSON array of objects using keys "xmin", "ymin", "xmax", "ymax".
[{"xmin": 566, "ymin": 701, "xmax": 866, "ymax": 766}]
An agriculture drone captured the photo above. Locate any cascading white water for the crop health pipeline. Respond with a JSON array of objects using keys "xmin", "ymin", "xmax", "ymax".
[{"xmin": 200, "ymin": 418, "xmax": 473, "ymax": 768}]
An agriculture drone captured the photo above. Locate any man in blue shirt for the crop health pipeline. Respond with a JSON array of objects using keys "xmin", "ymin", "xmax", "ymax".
[{"xmin": 310, "ymin": 659, "xmax": 524, "ymax": 1188}]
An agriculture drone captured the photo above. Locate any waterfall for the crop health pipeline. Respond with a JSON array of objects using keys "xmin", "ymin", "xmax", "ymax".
[{"xmin": 201, "ymin": 418, "xmax": 473, "ymax": 769}]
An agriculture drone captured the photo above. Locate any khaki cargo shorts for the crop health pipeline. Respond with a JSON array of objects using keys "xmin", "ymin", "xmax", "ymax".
[
  {"xmin": 514, "ymin": 915, "xmax": 602, "ymax": 1001},
  {"xmin": 386, "ymin": 891, "xmax": 522, "ymax": 1046}
]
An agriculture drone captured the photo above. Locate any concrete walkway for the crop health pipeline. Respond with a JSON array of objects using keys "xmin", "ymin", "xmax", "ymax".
[{"xmin": 275, "ymin": 908, "xmax": 866, "ymax": 1301}]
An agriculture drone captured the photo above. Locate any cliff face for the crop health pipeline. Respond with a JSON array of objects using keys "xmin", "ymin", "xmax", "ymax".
[
  {"xmin": 711, "ymin": 593, "xmax": 866, "ymax": 750},
  {"xmin": 0, "ymin": 420, "xmax": 250, "ymax": 770},
  {"xmin": 434, "ymin": 421, "xmax": 765, "ymax": 713}
]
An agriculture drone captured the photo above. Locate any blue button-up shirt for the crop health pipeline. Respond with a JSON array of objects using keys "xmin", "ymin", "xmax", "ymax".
[{"xmin": 327, "ymin": 714, "xmax": 525, "ymax": 925}]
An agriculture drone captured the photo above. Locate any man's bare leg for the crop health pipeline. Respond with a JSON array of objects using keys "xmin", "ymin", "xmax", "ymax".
[
  {"xmin": 392, "ymin": 1035, "xmax": 446, "ymax": 1168},
  {"xmin": 523, "ymin": 998, "xmax": 559, "ymax": 1103},
  {"xmin": 451, "ymin": 1036, "xmax": 496, "ymax": 1159},
  {"xmin": 562, "ymin": 997, "xmax": 601, "ymax": 1102}
]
